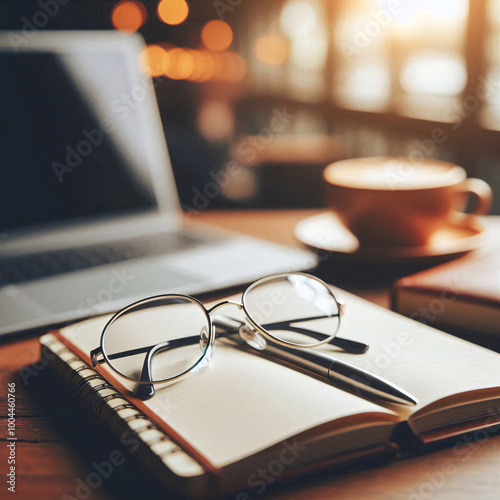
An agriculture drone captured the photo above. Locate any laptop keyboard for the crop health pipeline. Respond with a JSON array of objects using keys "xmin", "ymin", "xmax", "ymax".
[{"xmin": 0, "ymin": 232, "xmax": 201, "ymax": 286}]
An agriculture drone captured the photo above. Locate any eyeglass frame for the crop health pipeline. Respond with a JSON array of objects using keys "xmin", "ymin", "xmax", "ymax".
[{"xmin": 90, "ymin": 272, "xmax": 366, "ymax": 387}]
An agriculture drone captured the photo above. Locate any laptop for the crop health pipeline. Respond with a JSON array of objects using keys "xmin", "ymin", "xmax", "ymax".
[{"xmin": 0, "ymin": 31, "xmax": 316, "ymax": 338}]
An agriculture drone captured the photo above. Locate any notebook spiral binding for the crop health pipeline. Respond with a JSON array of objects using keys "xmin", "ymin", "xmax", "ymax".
[{"xmin": 40, "ymin": 334, "xmax": 203, "ymax": 469}]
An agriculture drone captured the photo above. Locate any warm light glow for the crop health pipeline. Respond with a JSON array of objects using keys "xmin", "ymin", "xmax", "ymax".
[
  {"xmin": 186, "ymin": 50, "xmax": 207, "ymax": 81},
  {"xmin": 190, "ymin": 51, "xmax": 246, "ymax": 82},
  {"xmin": 280, "ymin": 0, "xmax": 319, "ymax": 38},
  {"xmin": 197, "ymin": 99, "xmax": 235, "ymax": 141},
  {"xmin": 111, "ymin": 0, "xmax": 147, "ymax": 32},
  {"xmin": 201, "ymin": 20, "xmax": 233, "ymax": 51},
  {"xmin": 221, "ymin": 52, "xmax": 246, "ymax": 82},
  {"xmin": 157, "ymin": 0, "xmax": 188, "ymax": 25},
  {"xmin": 211, "ymin": 51, "xmax": 227, "ymax": 80},
  {"xmin": 140, "ymin": 44, "xmax": 246, "ymax": 83},
  {"xmin": 378, "ymin": 0, "xmax": 468, "ymax": 28},
  {"xmin": 166, "ymin": 48, "xmax": 193, "ymax": 79},
  {"xmin": 338, "ymin": 62, "xmax": 391, "ymax": 111},
  {"xmin": 221, "ymin": 167, "xmax": 257, "ymax": 201},
  {"xmin": 400, "ymin": 52, "xmax": 466, "ymax": 96},
  {"xmin": 177, "ymin": 50, "xmax": 194, "ymax": 79},
  {"xmin": 139, "ymin": 44, "xmax": 169, "ymax": 77},
  {"xmin": 488, "ymin": 0, "xmax": 500, "ymax": 27},
  {"xmin": 254, "ymin": 34, "xmax": 289, "ymax": 66},
  {"xmin": 291, "ymin": 30, "xmax": 327, "ymax": 71},
  {"xmin": 279, "ymin": 0, "xmax": 326, "ymax": 73},
  {"xmin": 195, "ymin": 51, "xmax": 217, "ymax": 81}
]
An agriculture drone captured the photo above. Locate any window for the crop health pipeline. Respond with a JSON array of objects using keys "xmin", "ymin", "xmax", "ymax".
[{"xmin": 242, "ymin": 0, "xmax": 500, "ymax": 130}]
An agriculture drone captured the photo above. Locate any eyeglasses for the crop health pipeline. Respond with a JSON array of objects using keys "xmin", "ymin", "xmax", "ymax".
[{"xmin": 90, "ymin": 272, "xmax": 368, "ymax": 399}]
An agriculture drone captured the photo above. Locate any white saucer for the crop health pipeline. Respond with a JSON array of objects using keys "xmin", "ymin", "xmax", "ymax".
[{"xmin": 294, "ymin": 213, "xmax": 486, "ymax": 262}]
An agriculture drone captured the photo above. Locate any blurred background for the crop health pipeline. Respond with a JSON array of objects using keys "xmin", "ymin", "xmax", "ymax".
[{"xmin": 3, "ymin": 0, "xmax": 500, "ymax": 214}]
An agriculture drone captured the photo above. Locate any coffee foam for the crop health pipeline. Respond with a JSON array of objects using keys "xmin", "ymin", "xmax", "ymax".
[{"xmin": 325, "ymin": 158, "xmax": 464, "ymax": 190}]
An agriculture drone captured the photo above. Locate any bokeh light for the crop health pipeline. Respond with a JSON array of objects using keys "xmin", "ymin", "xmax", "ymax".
[
  {"xmin": 378, "ymin": 0, "xmax": 469, "ymax": 28},
  {"xmin": 139, "ymin": 44, "xmax": 169, "ymax": 77},
  {"xmin": 194, "ymin": 51, "xmax": 217, "ymax": 82},
  {"xmin": 280, "ymin": 0, "xmax": 318, "ymax": 38},
  {"xmin": 166, "ymin": 48, "xmax": 194, "ymax": 79},
  {"xmin": 254, "ymin": 34, "xmax": 289, "ymax": 66},
  {"xmin": 337, "ymin": 61, "xmax": 391, "ymax": 111},
  {"xmin": 291, "ymin": 30, "xmax": 327, "ymax": 71},
  {"xmin": 111, "ymin": 0, "xmax": 147, "ymax": 32},
  {"xmin": 139, "ymin": 43, "xmax": 246, "ymax": 83},
  {"xmin": 157, "ymin": 0, "xmax": 189, "ymax": 26},
  {"xmin": 201, "ymin": 20, "xmax": 233, "ymax": 51},
  {"xmin": 197, "ymin": 99, "xmax": 235, "ymax": 141},
  {"xmin": 186, "ymin": 50, "xmax": 207, "ymax": 82},
  {"xmin": 400, "ymin": 52, "xmax": 466, "ymax": 96}
]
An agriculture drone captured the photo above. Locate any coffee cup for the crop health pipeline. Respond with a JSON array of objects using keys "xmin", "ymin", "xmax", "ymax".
[{"xmin": 323, "ymin": 157, "xmax": 493, "ymax": 247}]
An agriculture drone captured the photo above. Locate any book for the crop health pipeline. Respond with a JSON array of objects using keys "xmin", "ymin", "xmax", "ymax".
[
  {"xmin": 392, "ymin": 247, "xmax": 500, "ymax": 338},
  {"xmin": 40, "ymin": 287, "xmax": 500, "ymax": 498}
]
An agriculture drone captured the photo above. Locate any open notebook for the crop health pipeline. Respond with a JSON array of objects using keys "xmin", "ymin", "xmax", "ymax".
[{"xmin": 40, "ymin": 287, "xmax": 500, "ymax": 497}]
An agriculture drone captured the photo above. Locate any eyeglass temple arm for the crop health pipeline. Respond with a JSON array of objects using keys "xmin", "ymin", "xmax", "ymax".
[
  {"xmin": 265, "ymin": 322, "xmax": 368, "ymax": 354},
  {"xmin": 91, "ymin": 339, "xmax": 195, "ymax": 401},
  {"xmin": 248, "ymin": 315, "xmax": 368, "ymax": 354},
  {"xmin": 135, "ymin": 342, "xmax": 171, "ymax": 400},
  {"xmin": 134, "ymin": 328, "xmax": 242, "ymax": 400},
  {"xmin": 90, "ymin": 335, "xmax": 197, "ymax": 366},
  {"xmin": 89, "ymin": 313, "xmax": 368, "ymax": 371}
]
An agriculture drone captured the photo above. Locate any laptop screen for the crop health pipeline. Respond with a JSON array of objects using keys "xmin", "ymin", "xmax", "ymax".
[{"xmin": 0, "ymin": 50, "xmax": 159, "ymax": 234}]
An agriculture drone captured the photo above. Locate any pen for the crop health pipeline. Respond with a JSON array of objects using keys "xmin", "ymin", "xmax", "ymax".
[{"xmin": 213, "ymin": 316, "xmax": 418, "ymax": 406}]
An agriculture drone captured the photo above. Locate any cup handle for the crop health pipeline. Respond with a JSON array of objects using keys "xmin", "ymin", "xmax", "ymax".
[{"xmin": 457, "ymin": 178, "xmax": 493, "ymax": 216}]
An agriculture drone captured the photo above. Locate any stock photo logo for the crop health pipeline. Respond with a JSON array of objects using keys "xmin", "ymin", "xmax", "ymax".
[
  {"xmin": 339, "ymin": 0, "xmax": 403, "ymax": 57},
  {"xmin": 182, "ymin": 106, "xmax": 294, "ymax": 214},
  {"xmin": 75, "ymin": 268, "xmax": 136, "ymax": 314},
  {"xmin": 52, "ymin": 74, "xmax": 168, "ymax": 183},
  {"xmin": 236, "ymin": 440, "xmax": 307, "ymax": 499}
]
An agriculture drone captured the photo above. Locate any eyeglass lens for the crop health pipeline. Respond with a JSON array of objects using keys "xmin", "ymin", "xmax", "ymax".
[
  {"xmin": 243, "ymin": 274, "xmax": 340, "ymax": 346},
  {"xmin": 102, "ymin": 297, "xmax": 210, "ymax": 383}
]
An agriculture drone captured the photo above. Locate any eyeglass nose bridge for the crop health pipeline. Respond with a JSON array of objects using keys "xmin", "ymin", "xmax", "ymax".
[
  {"xmin": 205, "ymin": 300, "xmax": 243, "ymax": 356},
  {"xmin": 206, "ymin": 300, "xmax": 243, "ymax": 315}
]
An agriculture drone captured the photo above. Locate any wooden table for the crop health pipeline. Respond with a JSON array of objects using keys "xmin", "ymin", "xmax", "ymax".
[{"xmin": 1, "ymin": 210, "xmax": 499, "ymax": 500}]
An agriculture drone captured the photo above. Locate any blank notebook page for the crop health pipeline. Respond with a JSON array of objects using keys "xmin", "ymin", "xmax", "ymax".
[
  {"xmin": 60, "ymin": 306, "xmax": 395, "ymax": 469},
  {"xmin": 320, "ymin": 288, "xmax": 500, "ymax": 421}
]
